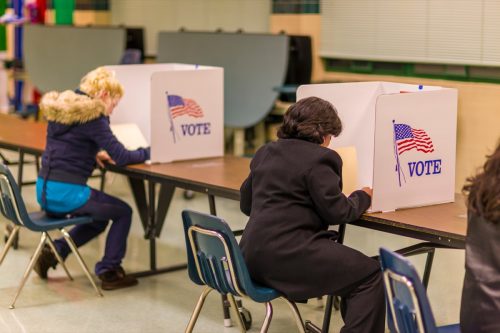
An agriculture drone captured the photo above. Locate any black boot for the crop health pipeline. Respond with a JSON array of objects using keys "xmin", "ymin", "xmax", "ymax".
[{"xmin": 34, "ymin": 245, "xmax": 58, "ymax": 279}]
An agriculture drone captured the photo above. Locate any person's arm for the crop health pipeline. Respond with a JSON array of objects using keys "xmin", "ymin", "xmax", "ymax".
[
  {"xmin": 307, "ymin": 150, "xmax": 371, "ymax": 225},
  {"xmin": 96, "ymin": 150, "xmax": 116, "ymax": 168},
  {"xmin": 85, "ymin": 117, "xmax": 150, "ymax": 166},
  {"xmin": 240, "ymin": 173, "xmax": 252, "ymax": 216},
  {"xmin": 239, "ymin": 146, "xmax": 268, "ymax": 216}
]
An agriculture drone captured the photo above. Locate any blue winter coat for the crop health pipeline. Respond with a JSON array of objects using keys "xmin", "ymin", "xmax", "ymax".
[{"xmin": 38, "ymin": 90, "xmax": 150, "ymax": 185}]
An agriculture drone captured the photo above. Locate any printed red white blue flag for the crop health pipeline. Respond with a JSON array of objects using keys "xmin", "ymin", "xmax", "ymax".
[
  {"xmin": 394, "ymin": 123, "xmax": 434, "ymax": 155},
  {"xmin": 393, "ymin": 121, "xmax": 435, "ymax": 187},
  {"xmin": 167, "ymin": 95, "xmax": 203, "ymax": 119}
]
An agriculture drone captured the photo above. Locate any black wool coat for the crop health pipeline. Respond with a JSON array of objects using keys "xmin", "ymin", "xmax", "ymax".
[
  {"xmin": 239, "ymin": 138, "xmax": 378, "ymax": 301},
  {"xmin": 460, "ymin": 212, "xmax": 500, "ymax": 333}
]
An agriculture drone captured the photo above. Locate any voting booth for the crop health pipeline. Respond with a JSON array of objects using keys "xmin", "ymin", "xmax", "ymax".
[
  {"xmin": 297, "ymin": 82, "xmax": 458, "ymax": 212},
  {"xmin": 106, "ymin": 63, "xmax": 224, "ymax": 163}
]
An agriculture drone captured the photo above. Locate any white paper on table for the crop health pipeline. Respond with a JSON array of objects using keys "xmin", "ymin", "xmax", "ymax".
[
  {"xmin": 332, "ymin": 146, "xmax": 359, "ymax": 196},
  {"xmin": 110, "ymin": 123, "xmax": 149, "ymax": 150}
]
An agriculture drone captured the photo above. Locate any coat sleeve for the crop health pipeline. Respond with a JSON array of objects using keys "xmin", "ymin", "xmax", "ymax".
[
  {"xmin": 240, "ymin": 173, "xmax": 252, "ymax": 216},
  {"xmin": 84, "ymin": 117, "xmax": 150, "ymax": 166},
  {"xmin": 240, "ymin": 147, "xmax": 263, "ymax": 216},
  {"xmin": 307, "ymin": 150, "xmax": 371, "ymax": 225}
]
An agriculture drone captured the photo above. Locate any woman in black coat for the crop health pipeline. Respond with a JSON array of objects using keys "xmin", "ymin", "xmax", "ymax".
[
  {"xmin": 461, "ymin": 141, "xmax": 500, "ymax": 333},
  {"xmin": 239, "ymin": 97, "xmax": 385, "ymax": 333}
]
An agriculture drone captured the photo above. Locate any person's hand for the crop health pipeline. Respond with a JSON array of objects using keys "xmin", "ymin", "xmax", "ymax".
[
  {"xmin": 96, "ymin": 151, "xmax": 115, "ymax": 168},
  {"xmin": 361, "ymin": 187, "xmax": 373, "ymax": 198}
]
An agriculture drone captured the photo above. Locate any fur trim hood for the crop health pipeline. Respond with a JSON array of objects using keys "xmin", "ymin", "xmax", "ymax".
[{"xmin": 40, "ymin": 90, "xmax": 106, "ymax": 125}]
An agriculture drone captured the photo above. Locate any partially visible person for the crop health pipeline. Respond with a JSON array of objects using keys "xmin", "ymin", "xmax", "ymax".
[
  {"xmin": 461, "ymin": 141, "xmax": 500, "ymax": 333},
  {"xmin": 34, "ymin": 67, "xmax": 150, "ymax": 290},
  {"xmin": 239, "ymin": 97, "xmax": 385, "ymax": 333}
]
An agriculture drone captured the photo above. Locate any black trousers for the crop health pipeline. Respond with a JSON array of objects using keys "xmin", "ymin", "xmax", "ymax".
[{"xmin": 335, "ymin": 270, "xmax": 386, "ymax": 333}]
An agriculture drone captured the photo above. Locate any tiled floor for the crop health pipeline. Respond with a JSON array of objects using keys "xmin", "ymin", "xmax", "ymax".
[{"xmin": 0, "ymin": 150, "xmax": 465, "ymax": 332}]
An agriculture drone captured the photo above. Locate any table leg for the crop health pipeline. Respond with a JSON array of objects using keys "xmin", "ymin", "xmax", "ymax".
[
  {"xmin": 17, "ymin": 150, "xmax": 24, "ymax": 192},
  {"xmin": 321, "ymin": 296, "xmax": 334, "ymax": 333},
  {"xmin": 0, "ymin": 151, "xmax": 10, "ymax": 164},
  {"xmin": 148, "ymin": 180, "xmax": 157, "ymax": 271},
  {"xmin": 128, "ymin": 177, "xmax": 148, "ymax": 234},
  {"xmin": 320, "ymin": 224, "xmax": 347, "ymax": 333},
  {"xmin": 154, "ymin": 183, "xmax": 175, "ymax": 237},
  {"xmin": 422, "ymin": 249, "xmax": 435, "ymax": 288},
  {"xmin": 127, "ymin": 178, "xmax": 185, "ymax": 277}
]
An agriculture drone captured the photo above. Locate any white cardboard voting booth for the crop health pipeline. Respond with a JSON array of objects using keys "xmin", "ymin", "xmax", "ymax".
[
  {"xmin": 297, "ymin": 82, "xmax": 458, "ymax": 212},
  {"xmin": 107, "ymin": 64, "xmax": 224, "ymax": 163}
]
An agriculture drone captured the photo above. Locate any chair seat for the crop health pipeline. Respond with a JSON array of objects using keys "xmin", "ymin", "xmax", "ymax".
[
  {"xmin": 246, "ymin": 281, "xmax": 281, "ymax": 303},
  {"xmin": 28, "ymin": 211, "xmax": 93, "ymax": 232},
  {"xmin": 437, "ymin": 324, "xmax": 461, "ymax": 333},
  {"xmin": 182, "ymin": 210, "xmax": 306, "ymax": 333}
]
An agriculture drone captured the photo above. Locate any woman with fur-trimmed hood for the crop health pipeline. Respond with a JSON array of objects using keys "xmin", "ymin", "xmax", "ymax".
[{"xmin": 34, "ymin": 67, "xmax": 150, "ymax": 290}]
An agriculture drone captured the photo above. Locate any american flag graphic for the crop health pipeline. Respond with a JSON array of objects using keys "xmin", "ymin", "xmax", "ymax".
[
  {"xmin": 167, "ymin": 95, "xmax": 203, "ymax": 119},
  {"xmin": 394, "ymin": 123, "xmax": 434, "ymax": 155}
]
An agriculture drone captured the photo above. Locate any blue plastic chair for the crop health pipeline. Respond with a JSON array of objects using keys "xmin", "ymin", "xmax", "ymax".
[
  {"xmin": 120, "ymin": 48, "xmax": 142, "ymax": 64},
  {"xmin": 379, "ymin": 247, "xmax": 460, "ymax": 333},
  {"xmin": 0, "ymin": 164, "xmax": 102, "ymax": 309},
  {"xmin": 182, "ymin": 209, "xmax": 306, "ymax": 333}
]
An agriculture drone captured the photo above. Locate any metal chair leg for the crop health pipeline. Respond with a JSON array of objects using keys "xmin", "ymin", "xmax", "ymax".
[
  {"xmin": 227, "ymin": 294, "xmax": 247, "ymax": 333},
  {"xmin": 185, "ymin": 286, "xmax": 213, "ymax": 333},
  {"xmin": 280, "ymin": 297, "xmax": 306, "ymax": 333},
  {"xmin": 60, "ymin": 228, "xmax": 102, "ymax": 297},
  {"xmin": 222, "ymin": 294, "xmax": 232, "ymax": 327},
  {"xmin": 45, "ymin": 233, "xmax": 73, "ymax": 280},
  {"xmin": 260, "ymin": 302, "xmax": 273, "ymax": 333},
  {"xmin": 0, "ymin": 225, "xmax": 20, "ymax": 265},
  {"xmin": 9, "ymin": 232, "xmax": 47, "ymax": 309}
]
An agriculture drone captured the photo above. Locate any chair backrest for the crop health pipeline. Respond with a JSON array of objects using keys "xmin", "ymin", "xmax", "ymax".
[
  {"xmin": 0, "ymin": 164, "xmax": 32, "ymax": 228},
  {"xmin": 23, "ymin": 25, "xmax": 126, "ymax": 93},
  {"xmin": 181, "ymin": 209, "xmax": 272, "ymax": 302},
  {"xmin": 379, "ymin": 247, "xmax": 438, "ymax": 333},
  {"xmin": 120, "ymin": 49, "xmax": 142, "ymax": 64}
]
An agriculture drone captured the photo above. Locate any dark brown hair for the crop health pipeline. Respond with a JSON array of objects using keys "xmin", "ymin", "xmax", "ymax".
[
  {"xmin": 463, "ymin": 141, "xmax": 500, "ymax": 224},
  {"xmin": 277, "ymin": 96, "xmax": 342, "ymax": 144}
]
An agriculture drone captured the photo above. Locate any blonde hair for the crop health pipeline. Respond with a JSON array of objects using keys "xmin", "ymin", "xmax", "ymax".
[{"xmin": 79, "ymin": 67, "xmax": 124, "ymax": 98}]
